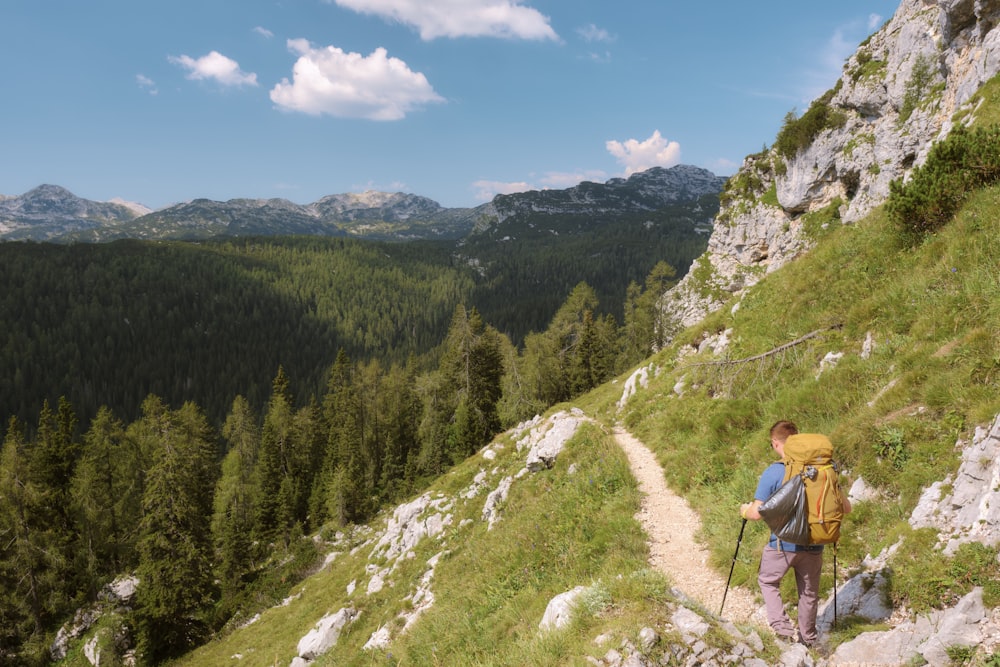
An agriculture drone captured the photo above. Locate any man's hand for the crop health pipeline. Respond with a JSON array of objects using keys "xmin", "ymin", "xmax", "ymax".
[{"xmin": 740, "ymin": 500, "xmax": 763, "ymax": 521}]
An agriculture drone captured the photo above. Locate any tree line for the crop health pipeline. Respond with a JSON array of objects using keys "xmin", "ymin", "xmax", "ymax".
[
  {"xmin": 0, "ymin": 260, "xmax": 678, "ymax": 665},
  {"xmin": 0, "ymin": 227, "xmax": 705, "ymax": 434}
]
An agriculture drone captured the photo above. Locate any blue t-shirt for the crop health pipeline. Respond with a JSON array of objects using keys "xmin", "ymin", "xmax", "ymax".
[{"xmin": 755, "ymin": 461, "xmax": 823, "ymax": 552}]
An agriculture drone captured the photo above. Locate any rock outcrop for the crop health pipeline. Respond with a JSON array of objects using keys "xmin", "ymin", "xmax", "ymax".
[{"xmin": 662, "ymin": 0, "xmax": 1000, "ymax": 332}]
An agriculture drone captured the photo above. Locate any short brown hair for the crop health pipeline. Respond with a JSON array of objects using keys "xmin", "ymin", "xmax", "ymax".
[{"xmin": 770, "ymin": 420, "xmax": 799, "ymax": 443}]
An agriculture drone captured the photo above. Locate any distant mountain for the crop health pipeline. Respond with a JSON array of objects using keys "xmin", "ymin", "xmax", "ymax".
[
  {"xmin": 0, "ymin": 185, "xmax": 143, "ymax": 241},
  {"xmin": 469, "ymin": 165, "xmax": 724, "ymax": 238},
  {"xmin": 0, "ymin": 165, "xmax": 724, "ymax": 243},
  {"xmin": 477, "ymin": 165, "xmax": 726, "ymax": 231}
]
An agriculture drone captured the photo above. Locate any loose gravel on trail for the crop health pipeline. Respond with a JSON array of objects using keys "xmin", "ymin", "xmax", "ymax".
[{"xmin": 612, "ymin": 425, "xmax": 760, "ymax": 626}]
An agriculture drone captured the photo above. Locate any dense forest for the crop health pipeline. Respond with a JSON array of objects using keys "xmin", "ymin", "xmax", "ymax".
[
  {"xmin": 466, "ymin": 196, "xmax": 716, "ymax": 339},
  {"xmin": 0, "ymin": 223, "xmax": 683, "ymax": 664},
  {"xmin": 0, "ymin": 216, "xmax": 708, "ymax": 432},
  {"xmin": 0, "ymin": 237, "xmax": 471, "ymax": 429}
]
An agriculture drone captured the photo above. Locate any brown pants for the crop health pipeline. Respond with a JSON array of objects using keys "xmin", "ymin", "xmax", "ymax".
[{"xmin": 758, "ymin": 545, "xmax": 823, "ymax": 643}]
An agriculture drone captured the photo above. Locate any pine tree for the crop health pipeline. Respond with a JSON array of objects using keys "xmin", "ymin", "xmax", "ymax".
[
  {"xmin": 438, "ymin": 306, "xmax": 504, "ymax": 461},
  {"xmin": 212, "ymin": 396, "xmax": 260, "ymax": 606},
  {"xmin": 255, "ymin": 369, "xmax": 295, "ymax": 545},
  {"xmin": 377, "ymin": 362, "xmax": 420, "ymax": 502},
  {"xmin": 0, "ymin": 417, "xmax": 68, "ymax": 662},
  {"xmin": 133, "ymin": 399, "xmax": 218, "ymax": 665},
  {"xmin": 71, "ymin": 406, "xmax": 144, "ymax": 592},
  {"xmin": 28, "ymin": 397, "xmax": 80, "ymax": 516}
]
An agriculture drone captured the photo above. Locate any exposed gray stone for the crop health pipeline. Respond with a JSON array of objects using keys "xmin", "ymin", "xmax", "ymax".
[
  {"xmin": 909, "ymin": 412, "xmax": 1000, "ymax": 553},
  {"xmin": 481, "ymin": 475, "xmax": 513, "ymax": 529},
  {"xmin": 369, "ymin": 493, "xmax": 452, "ymax": 563},
  {"xmin": 525, "ymin": 409, "xmax": 585, "ymax": 471},
  {"xmin": 847, "ymin": 476, "xmax": 883, "ymax": 504},
  {"xmin": 671, "ymin": 606, "xmax": 710, "ymax": 637},
  {"xmin": 817, "ymin": 569, "xmax": 893, "ymax": 634},
  {"xmin": 637, "ymin": 627, "xmax": 659, "ymax": 651},
  {"xmin": 829, "ymin": 587, "xmax": 987, "ymax": 665},
  {"xmin": 296, "ymin": 607, "xmax": 358, "ymax": 661},
  {"xmin": 539, "ymin": 585, "xmax": 588, "ymax": 632},
  {"xmin": 618, "ymin": 364, "xmax": 654, "ymax": 410},
  {"xmin": 659, "ymin": 0, "xmax": 1000, "ymax": 338}
]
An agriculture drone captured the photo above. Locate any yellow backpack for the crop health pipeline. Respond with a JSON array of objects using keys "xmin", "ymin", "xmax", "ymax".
[{"xmin": 781, "ymin": 433, "xmax": 845, "ymax": 545}]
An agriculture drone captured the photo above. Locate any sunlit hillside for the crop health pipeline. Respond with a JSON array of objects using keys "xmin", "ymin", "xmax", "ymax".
[{"xmin": 138, "ymin": 150, "xmax": 1000, "ymax": 665}]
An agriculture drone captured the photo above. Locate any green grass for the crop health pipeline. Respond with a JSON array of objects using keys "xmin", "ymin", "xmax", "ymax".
[
  {"xmin": 614, "ymin": 184, "xmax": 1000, "ymax": 612},
  {"xmin": 166, "ymin": 136, "xmax": 1000, "ymax": 667},
  {"xmin": 175, "ymin": 420, "xmax": 757, "ymax": 666}
]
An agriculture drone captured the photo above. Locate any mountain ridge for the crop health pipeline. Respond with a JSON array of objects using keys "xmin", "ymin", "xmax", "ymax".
[{"xmin": 0, "ymin": 165, "xmax": 723, "ymax": 243}]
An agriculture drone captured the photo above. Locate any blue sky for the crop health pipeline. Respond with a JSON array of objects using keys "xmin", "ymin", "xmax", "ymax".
[{"xmin": 1, "ymin": 1, "xmax": 900, "ymax": 210}]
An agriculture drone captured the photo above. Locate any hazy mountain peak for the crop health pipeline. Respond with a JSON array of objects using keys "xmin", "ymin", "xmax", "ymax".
[{"xmin": 108, "ymin": 198, "xmax": 153, "ymax": 216}]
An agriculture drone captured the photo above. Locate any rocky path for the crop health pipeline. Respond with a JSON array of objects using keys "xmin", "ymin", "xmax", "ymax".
[{"xmin": 612, "ymin": 425, "xmax": 760, "ymax": 625}]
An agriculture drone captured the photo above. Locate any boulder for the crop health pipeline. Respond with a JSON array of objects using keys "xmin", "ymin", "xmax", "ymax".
[
  {"xmin": 817, "ymin": 568, "xmax": 893, "ymax": 634},
  {"xmin": 296, "ymin": 607, "xmax": 358, "ymax": 661},
  {"xmin": 830, "ymin": 588, "xmax": 987, "ymax": 665},
  {"xmin": 481, "ymin": 476, "xmax": 513, "ymax": 529},
  {"xmin": 539, "ymin": 586, "xmax": 587, "ymax": 632},
  {"xmin": 524, "ymin": 410, "xmax": 584, "ymax": 471}
]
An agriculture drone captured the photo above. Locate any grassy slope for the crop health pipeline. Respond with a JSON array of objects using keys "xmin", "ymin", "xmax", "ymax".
[
  {"xmin": 621, "ymin": 190, "xmax": 1000, "ymax": 626},
  {"xmin": 160, "ymin": 187, "xmax": 1000, "ymax": 665},
  {"xmin": 172, "ymin": 418, "xmax": 681, "ymax": 666}
]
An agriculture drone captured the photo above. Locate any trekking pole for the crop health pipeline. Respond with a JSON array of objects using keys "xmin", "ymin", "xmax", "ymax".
[
  {"xmin": 720, "ymin": 518, "xmax": 747, "ymax": 617},
  {"xmin": 833, "ymin": 546, "xmax": 839, "ymax": 629}
]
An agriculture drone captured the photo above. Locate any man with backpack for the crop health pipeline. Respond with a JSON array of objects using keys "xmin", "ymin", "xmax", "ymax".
[{"xmin": 738, "ymin": 420, "xmax": 851, "ymax": 647}]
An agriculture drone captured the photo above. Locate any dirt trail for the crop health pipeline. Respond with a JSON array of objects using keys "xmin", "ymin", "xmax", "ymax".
[{"xmin": 612, "ymin": 425, "xmax": 760, "ymax": 625}]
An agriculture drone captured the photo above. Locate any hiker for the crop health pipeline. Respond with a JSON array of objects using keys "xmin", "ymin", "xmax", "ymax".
[{"xmin": 738, "ymin": 420, "xmax": 851, "ymax": 646}]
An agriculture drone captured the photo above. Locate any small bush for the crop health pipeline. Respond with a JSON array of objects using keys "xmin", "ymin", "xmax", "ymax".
[
  {"xmin": 885, "ymin": 124, "xmax": 1000, "ymax": 240},
  {"xmin": 774, "ymin": 84, "xmax": 848, "ymax": 160},
  {"xmin": 899, "ymin": 54, "xmax": 937, "ymax": 125}
]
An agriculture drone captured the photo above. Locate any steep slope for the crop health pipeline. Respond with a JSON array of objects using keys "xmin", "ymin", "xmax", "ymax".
[
  {"xmin": 36, "ymin": 2, "xmax": 1000, "ymax": 665},
  {"xmin": 663, "ymin": 0, "xmax": 1000, "ymax": 331},
  {"xmin": 148, "ymin": 412, "xmax": 781, "ymax": 666}
]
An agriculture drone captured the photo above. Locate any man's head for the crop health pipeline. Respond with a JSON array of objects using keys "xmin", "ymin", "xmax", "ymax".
[{"xmin": 769, "ymin": 420, "xmax": 798, "ymax": 456}]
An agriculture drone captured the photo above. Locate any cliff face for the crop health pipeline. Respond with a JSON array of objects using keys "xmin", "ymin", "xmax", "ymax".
[{"xmin": 664, "ymin": 0, "xmax": 1000, "ymax": 332}]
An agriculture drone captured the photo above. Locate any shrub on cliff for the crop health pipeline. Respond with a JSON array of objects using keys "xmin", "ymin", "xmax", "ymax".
[{"xmin": 886, "ymin": 124, "xmax": 1000, "ymax": 240}]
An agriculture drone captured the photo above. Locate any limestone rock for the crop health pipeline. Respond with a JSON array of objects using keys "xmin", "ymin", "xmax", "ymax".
[
  {"xmin": 296, "ymin": 607, "xmax": 358, "ymax": 661},
  {"xmin": 369, "ymin": 493, "xmax": 452, "ymax": 563},
  {"xmin": 829, "ymin": 588, "xmax": 987, "ymax": 665},
  {"xmin": 909, "ymin": 412, "xmax": 1000, "ymax": 553},
  {"xmin": 523, "ymin": 409, "xmax": 585, "ymax": 471},
  {"xmin": 481, "ymin": 475, "xmax": 513, "ymax": 529},
  {"xmin": 660, "ymin": 0, "xmax": 1000, "ymax": 338},
  {"xmin": 539, "ymin": 586, "xmax": 587, "ymax": 632},
  {"xmin": 817, "ymin": 569, "xmax": 893, "ymax": 634}
]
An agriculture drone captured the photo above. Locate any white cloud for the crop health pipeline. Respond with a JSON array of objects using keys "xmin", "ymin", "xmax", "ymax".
[
  {"xmin": 472, "ymin": 179, "xmax": 533, "ymax": 201},
  {"xmin": 606, "ymin": 130, "xmax": 681, "ymax": 176},
  {"xmin": 270, "ymin": 39, "xmax": 444, "ymax": 120},
  {"xmin": 168, "ymin": 51, "xmax": 258, "ymax": 87},
  {"xmin": 254, "ymin": 26, "xmax": 275, "ymax": 38},
  {"xmin": 868, "ymin": 13, "xmax": 884, "ymax": 31},
  {"xmin": 136, "ymin": 74, "xmax": 158, "ymax": 95},
  {"xmin": 577, "ymin": 23, "xmax": 614, "ymax": 43},
  {"xmin": 330, "ymin": 0, "xmax": 558, "ymax": 41}
]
